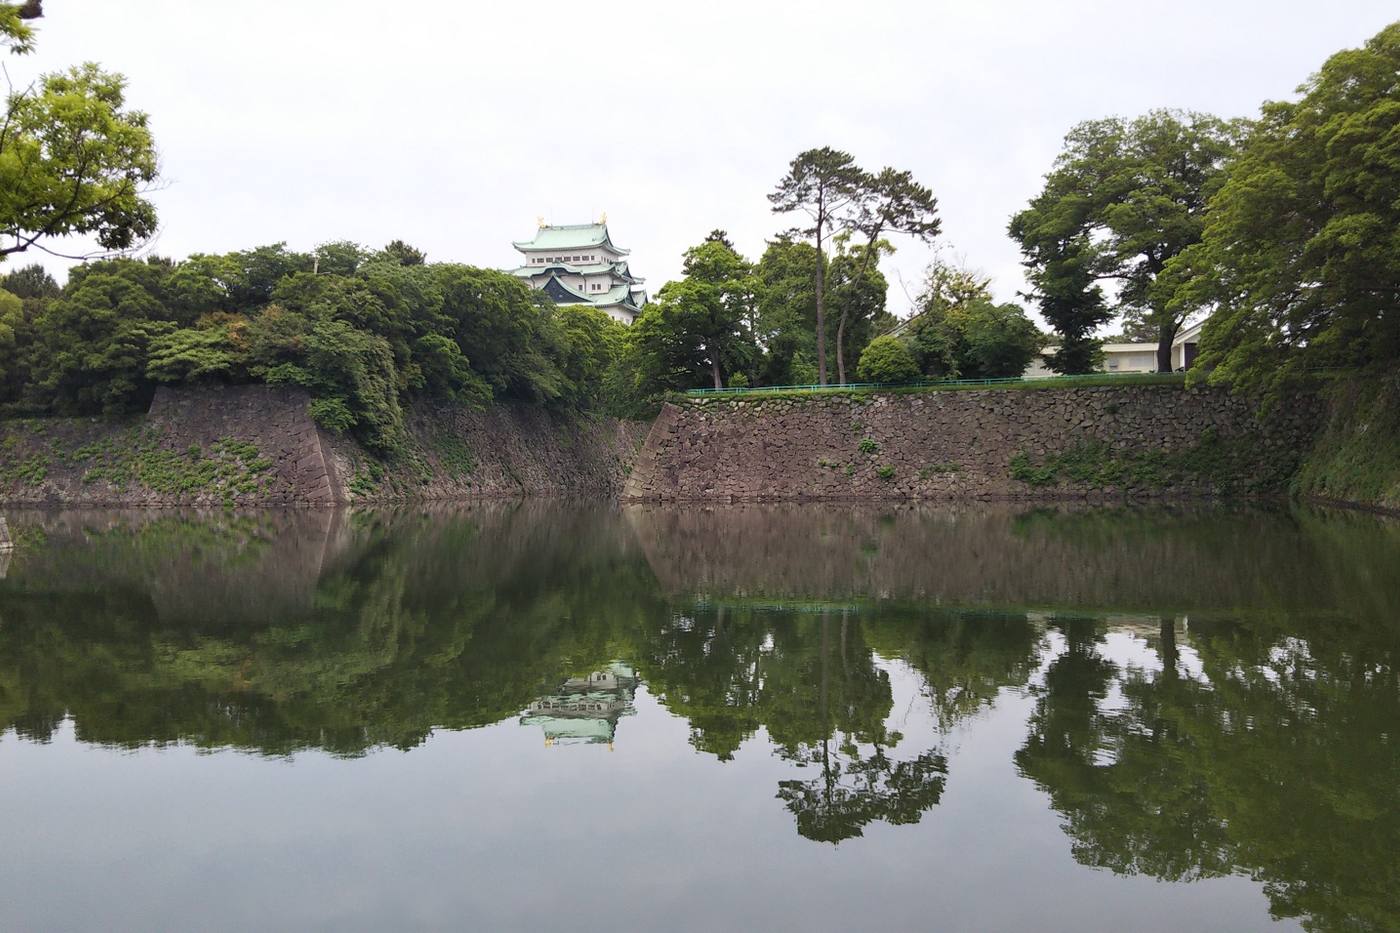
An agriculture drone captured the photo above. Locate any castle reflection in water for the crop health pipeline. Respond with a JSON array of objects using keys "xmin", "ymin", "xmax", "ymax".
[{"xmin": 520, "ymin": 662, "xmax": 639, "ymax": 748}]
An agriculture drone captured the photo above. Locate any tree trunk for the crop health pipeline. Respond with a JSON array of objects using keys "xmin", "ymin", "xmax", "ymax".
[
  {"xmin": 711, "ymin": 356, "xmax": 723, "ymax": 389},
  {"xmin": 836, "ymin": 312, "xmax": 848, "ymax": 385},
  {"xmin": 815, "ymin": 226, "xmax": 827, "ymax": 386},
  {"xmin": 1157, "ymin": 322, "xmax": 1178, "ymax": 373},
  {"xmin": 839, "ymin": 239, "xmax": 883, "ymax": 385},
  {"xmin": 1159, "ymin": 616, "xmax": 1179, "ymax": 681}
]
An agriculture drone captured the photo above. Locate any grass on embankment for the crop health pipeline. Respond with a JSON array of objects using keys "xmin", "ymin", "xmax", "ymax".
[
  {"xmin": 683, "ymin": 372, "xmax": 1185, "ymax": 403},
  {"xmin": 1293, "ymin": 370, "xmax": 1400, "ymax": 512}
]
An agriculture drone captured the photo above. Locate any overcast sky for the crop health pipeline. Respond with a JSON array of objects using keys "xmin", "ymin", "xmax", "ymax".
[{"xmin": 13, "ymin": 1, "xmax": 1397, "ymax": 322}]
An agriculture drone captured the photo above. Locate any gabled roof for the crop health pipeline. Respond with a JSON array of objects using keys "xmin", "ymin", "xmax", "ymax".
[
  {"xmin": 611, "ymin": 261, "xmax": 644, "ymax": 284},
  {"xmin": 539, "ymin": 275, "xmax": 591, "ymax": 304},
  {"xmin": 510, "ymin": 259, "xmax": 645, "ymax": 287},
  {"xmin": 513, "ymin": 222, "xmax": 630, "ymax": 256},
  {"xmin": 1174, "ymin": 319, "xmax": 1206, "ymax": 345},
  {"xmin": 535, "ymin": 274, "xmax": 644, "ymax": 313}
]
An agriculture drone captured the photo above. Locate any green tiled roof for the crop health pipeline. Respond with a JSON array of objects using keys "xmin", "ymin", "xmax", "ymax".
[
  {"xmin": 508, "ymin": 262, "xmax": 613, "ymax": 277},
  {"xmin": 512, "ymin": 222, "xmax": 630, "ymax": 256},
  {"xmin": 509, "ymin": 261, "xmax": 644, "ymax": 285}
]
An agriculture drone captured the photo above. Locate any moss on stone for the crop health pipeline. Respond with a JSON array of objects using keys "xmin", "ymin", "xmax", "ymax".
[
  {"xmin": 1009, "ymin": 430, "xmax": 1294, "ymax": 494},
  {"xmin": 76, "ymin": 433, "xmax": 273, "ymax": 496},
  {"xmin": 431, "ymin": 431, "xmax": 475, "ymax": 478},
  {"xmin": 1293, "ymin": 371, "xmax": 1400, "ymax": 511}
]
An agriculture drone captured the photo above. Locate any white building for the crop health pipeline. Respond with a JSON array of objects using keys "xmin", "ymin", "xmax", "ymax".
[
  {"xmin": 508, "ymin": 222, "xmax": 648, "ymax": 325},
  {"xmin": 1024, "ymin": 320, "xmax": 1206, "ymax": 377}
]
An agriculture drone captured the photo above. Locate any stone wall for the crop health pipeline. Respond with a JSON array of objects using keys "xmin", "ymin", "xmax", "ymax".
[
  {"xmin": 327, "ymin": 404, "xmax": 648, "ymax": 501},
  {"xmin": 622, "ymin": 385, "xmax": 1320, "ymax": 502},
  {"xmin": 0, "ymin": 386, "xmax": 647, "ymax": 507},
  {"xmin": 0, "ymin": 383, "xmax": 1326, "ymax": 507},
  {"xmin": 0, "ymin": 385, "xmax": 341, "ymax": 508}
]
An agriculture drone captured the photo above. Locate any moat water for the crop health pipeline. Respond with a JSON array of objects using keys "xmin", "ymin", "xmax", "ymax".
[{"xmin": 0, "ymin": 502, "xmax": 1396, "ymax": 931}]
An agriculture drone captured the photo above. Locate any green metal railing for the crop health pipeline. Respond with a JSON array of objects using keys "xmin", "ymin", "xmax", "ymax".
[{"xmin": 684, "ymin": 371, "xmax": 1185, "ymax": 397}]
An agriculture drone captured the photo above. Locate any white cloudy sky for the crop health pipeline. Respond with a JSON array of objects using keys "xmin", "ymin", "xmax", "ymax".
[{"xmin": 12, "ymin": 0, "xmax": 1397, "ymax": 321}]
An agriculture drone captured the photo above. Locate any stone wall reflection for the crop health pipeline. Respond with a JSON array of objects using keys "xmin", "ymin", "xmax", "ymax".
[{"xmin": 627, "ymin": 502, "xmax": 1400, "ymax": 616}]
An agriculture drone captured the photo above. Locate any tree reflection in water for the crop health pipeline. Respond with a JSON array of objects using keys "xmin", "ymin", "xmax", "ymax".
[
  {"xmin": 1015, "ymin": 613, "xmax": 1400, "ymax": 931},
  {"xmin": 0, "ymin": 502, "xmax": 1397, "ymax": 929}
]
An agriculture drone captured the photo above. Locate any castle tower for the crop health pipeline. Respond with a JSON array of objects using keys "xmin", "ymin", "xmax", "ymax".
[{"xmin": 509, "ymin": 222, "xmax": 648, "ymax": 324}]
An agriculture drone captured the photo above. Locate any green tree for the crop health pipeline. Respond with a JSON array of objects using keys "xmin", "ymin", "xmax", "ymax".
[
  {"xmin": 946, "ymin": 299, "xmax": 1042, "ymax": 379},
  {"xmin": 753, "ymin": 237, "xmax": 821, "ymax": 386},
  {"xmin": 1, "ymin": 63, "xmax": 158, "ymax": 261},
  {"xmin": 160, "ymin": 254, "xmax": 239, "ymax": 320},
  {"xmin": 769, "ymin": 148, "xmax": 865, "ymax": 385},
  {"xmin": 1031, "ymin": 251, "xmax": 1109, "ymax": 374},
  {"xmin": 0, "ymin": 263, "xmax": 59, "ymax": 299},
  {"xmin": 435, "ymin": 265, "xmax": 569, "ymax": 403},
  {"xmin": 856, "ymin": 334, "xmax": 919, "ymax": 384},
  {"xmin": 0, "ymin": 288, "xmax": 22, "ymax": 380},
  {"xmin": 629, "ymin": 278, "xmax": 754, "ymax": 390},
  {"xmin": 1009, "ymin": 110, "xmax": 1240, "ymax": 373},
  {"xmin": 226, "ymin": 243, "xmax": 313, "ymax": 311},
  {"xmin": 1, "ymin": 1, "xmax": 41, "ymax": 55},
  {"xmin": 828, "ymin": 236, "xmax": 894, "ymax": 381},
  {"xmin": 903, "ymin": 258, "xmax": 994, "ymax": 377},
  {"xmin": 1187, "ymin": 23, "xmax": 1400, "ymax": 396},
  {"xmin": 904, "ymin": 311, "xmax": 959, "ymax": 378},
  {"xmin": 835, "ymin": 168, "xmax": 940, "ymax": 383},
  {"xmin": 375, "ymin": 239, "xmax": 427, "ymax": 266},
  {"xmin": 312, "ymin": 240, "xmax": 368, "ymax": 277},
  {"xmin": 145, "ymin": 323, "xmax": 244, "ymax": 384},
  {"xmin": 681, "ymin": 231, "xmax": 759, "ymax": 341},
  {"xmin": 552, "ymin": 304, "xmax": 624, "ymax": 409},
  {"xmin": 27, "ymin": 260, "xmax": 177, "ymax": 412},
  {"xmin": 902, "ymin": 258, "xmax": 1043, "ymax": 378}
]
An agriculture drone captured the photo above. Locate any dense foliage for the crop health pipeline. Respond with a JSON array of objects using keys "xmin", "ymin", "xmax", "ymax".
[
  {"xmin": 0, "ymin": 247, "xmax": 626, "ymax": 453},
  {"xmin": 1185, "ymin": 22, "xmax": 1400, "ymax": 397},
  {"xmin": 902, "ymin": 260, "xmax": 1044, "ymax": 379},
  {"xmin": 1009, "ymin": 111, "xmax": 1239, "ymax": 373},
  {"xmin": 855, "ymin": 335, "xmax": 919, "ymax": 384},
  {"xmin": 618, "ymin": 230, "xmax": 895, "ymax": 399},
  {"xmin": 770, "ymin": 148, "xmax": 939, "ymax": 385},
  {"xmin": 1012, "ymin": 22, "xmax": 1400, "ymax": 392}
]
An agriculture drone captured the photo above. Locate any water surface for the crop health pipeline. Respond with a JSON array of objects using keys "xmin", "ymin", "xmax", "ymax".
[{"xmin": 0, "ymin": 503, "xmax": 1396, "ymax": 931}]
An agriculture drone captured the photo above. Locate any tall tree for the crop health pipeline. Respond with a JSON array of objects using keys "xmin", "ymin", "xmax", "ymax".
[
  {"xmin": 769, "ymin": 148, "xmax": 864, "ymax": 385},
  {"xmin": 1009, "ymin": 110, "xmax": 1241, "ymax": 372},
  {"xmin": 1186, "ymin": 22, "xmax": 1400, "ymax": 396},
  {"xmin": 837, "ymin": 169, "xmax": 940, "ymax": 383},
  {"xmin": 827, "ymin": 242, "xmax": 893, "ymax": 379}
]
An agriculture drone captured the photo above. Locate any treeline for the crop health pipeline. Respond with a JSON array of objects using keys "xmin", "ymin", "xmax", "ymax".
[
  {"xmin": 623, "ymin": 230, "xmax": 1043, "ymax": 398},
  {"xmin": 0, "ymin": 235, "xmax": 1052, "ymax": 447},
  {"xmin": 0, "ymin": 243, "xmax": 624, "ymax": 452},
  {"xmin": 1012, "ymin": 21, "xmax": 1400, "ymax": 393}
]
